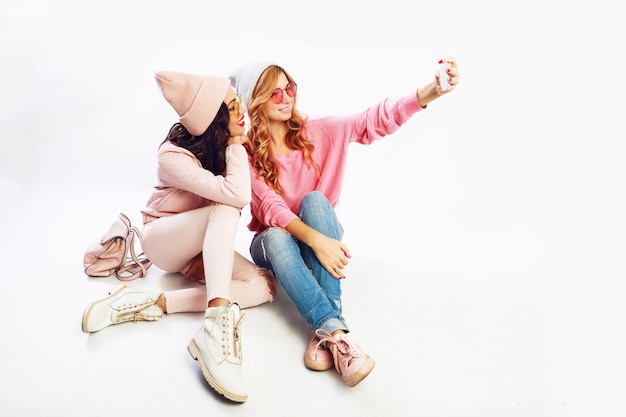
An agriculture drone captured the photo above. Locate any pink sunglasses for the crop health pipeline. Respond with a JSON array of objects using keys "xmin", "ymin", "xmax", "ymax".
[{"xmin": 271, "ymin": 82, "xmax": 297, "ymax": 104}]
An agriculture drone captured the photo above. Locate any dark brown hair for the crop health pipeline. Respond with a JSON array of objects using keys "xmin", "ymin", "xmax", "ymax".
[{"xmin": 162, "ymin": 103, "xmax": 231, "ymax": 175}]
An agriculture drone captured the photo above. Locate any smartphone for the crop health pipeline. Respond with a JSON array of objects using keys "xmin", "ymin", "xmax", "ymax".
[{"xmin": 438, "ymin": 62, "xmax": 451, "ymax": 91}]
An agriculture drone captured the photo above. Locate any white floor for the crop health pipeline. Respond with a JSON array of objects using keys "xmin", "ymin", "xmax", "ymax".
[{"xmin": 2, "ymin": 1, "xmax": 625, "ymax": 416}]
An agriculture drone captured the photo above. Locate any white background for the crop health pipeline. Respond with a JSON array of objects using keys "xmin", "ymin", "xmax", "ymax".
[{"xmin": 1, "ymin": 1, "xmax": 625, "ymax": 416}]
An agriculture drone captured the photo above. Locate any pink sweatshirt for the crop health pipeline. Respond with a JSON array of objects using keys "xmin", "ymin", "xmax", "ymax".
[
  {"xmin": 142, "ymin": 141, "xmax": 251, "ymax": 224},
  {"xmin": 248, "ymin": 92, "xmax": 424, "ymax": 234}
]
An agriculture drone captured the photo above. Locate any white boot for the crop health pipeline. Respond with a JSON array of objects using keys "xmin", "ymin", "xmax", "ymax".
[
  {"xmin": 187, "ymin": 304, "xmax": 247, "ymax": 403},
  {"xmin": 81, "ymin": 285, "xmax": 163, "ymax": 333}
]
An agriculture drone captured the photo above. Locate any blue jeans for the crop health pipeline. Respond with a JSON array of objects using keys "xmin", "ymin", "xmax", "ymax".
[{"xmin": 250, "ymin": 191, "xmax": 349, "ymax": 334}]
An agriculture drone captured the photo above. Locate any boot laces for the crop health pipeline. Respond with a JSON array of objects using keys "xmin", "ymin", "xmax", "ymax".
[
  {"xmin": 233, "ymin": 313, "xmax": 245, "ymax": 359},
  {"xmin": 218, "ymin": 307, "xmax": 245, "ymax": 359},
  {"xmin": 113, "ymin": 293, "xmax": 159, "ymax": 322}
]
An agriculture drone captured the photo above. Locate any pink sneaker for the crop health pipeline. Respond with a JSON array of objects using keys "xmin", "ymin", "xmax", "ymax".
[
  {"xmin": 316, "ymin": 329, "xmax": 375, "ymax": 387},
  {"xmin": 304, "ymin": 332, "xmax": 334, "ymax": 371}
]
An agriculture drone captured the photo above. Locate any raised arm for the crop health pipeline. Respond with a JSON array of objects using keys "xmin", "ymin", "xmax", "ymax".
[{"xmin": 416, "ymin": 57, "xmax": 460, "ymax": 107}]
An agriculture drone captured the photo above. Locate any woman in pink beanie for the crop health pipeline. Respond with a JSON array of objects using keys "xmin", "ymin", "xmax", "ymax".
[
  {"xmin": 81, "ymin": 70, "xmax": 274, "ymax": 403},
  {"xmin": 229, "ymin": 58, "xmax": 460, "ymax": 388}
]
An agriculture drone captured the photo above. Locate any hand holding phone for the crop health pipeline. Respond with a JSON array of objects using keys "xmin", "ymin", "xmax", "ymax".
[{"xmin": 438, "ymin": 61, "xmax": 451, "ymax": 91}]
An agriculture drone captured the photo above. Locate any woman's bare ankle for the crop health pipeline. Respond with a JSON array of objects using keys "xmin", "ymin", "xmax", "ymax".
[
  {"xmin": 207, "ymin": 297, "xmax": 230, "ymax": 308},
  {"xmin": 156, "ymin": 294, "xmax": 167, "ymax": 313}
]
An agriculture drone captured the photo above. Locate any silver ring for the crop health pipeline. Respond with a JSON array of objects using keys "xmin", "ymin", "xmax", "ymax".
[{"xmin": 333, "ymin": 266, "xmax": 340, "ymax": 271}]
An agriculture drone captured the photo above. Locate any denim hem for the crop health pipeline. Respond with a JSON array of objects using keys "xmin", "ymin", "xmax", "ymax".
[{"xmin": 319, "ymin": 318, "xmax": 349, "ymax": 335}]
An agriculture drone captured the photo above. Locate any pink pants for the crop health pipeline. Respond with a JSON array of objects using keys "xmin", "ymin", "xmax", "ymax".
[{"xmin": 140, "ymin": 204, "xmax": 274, "ymax": 313}]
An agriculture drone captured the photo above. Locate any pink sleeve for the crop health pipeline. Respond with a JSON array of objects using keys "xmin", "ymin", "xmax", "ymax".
[
  {"xmin": 158, "ymin": 144, "xmax": 251, "ymax": 208},
  {"xmin": 309, "ymin": 92, "xmax": 424, "ymax": 145},
  {"xmin": 249, "ymin": 161, "xmax": 297, "ymax": 231}
]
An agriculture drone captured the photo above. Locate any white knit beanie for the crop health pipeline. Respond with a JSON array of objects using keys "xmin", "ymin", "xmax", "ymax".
[
  {"xmin": 228, "ymin": 61, "xmax": 275, "ymax": 108},
  {"xmin": 155, "ymin": 71, "xmax": 230, "ymax": 136}
]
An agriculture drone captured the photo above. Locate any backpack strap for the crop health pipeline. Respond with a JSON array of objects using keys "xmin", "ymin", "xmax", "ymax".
[{"xmin": 115, "ymin": 218, "xmax": 152, "ymax": 281}]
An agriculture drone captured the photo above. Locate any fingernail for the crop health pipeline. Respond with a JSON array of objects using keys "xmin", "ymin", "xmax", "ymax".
[{"xmin": 438, "ymin": 59, "xmax": 443, "ymax": 64}]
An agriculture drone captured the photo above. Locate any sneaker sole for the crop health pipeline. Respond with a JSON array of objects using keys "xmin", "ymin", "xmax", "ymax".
[
  {"xmin": 344, "ymin": 356, "xmax": 375, "ymax": 387},
  {"xmin": 81, "ymin": 284, "xmax": 127, "ymax": 333},
  {"xmin": 187, "ymin": 339, "xmax": 248, "ymax": 403}
]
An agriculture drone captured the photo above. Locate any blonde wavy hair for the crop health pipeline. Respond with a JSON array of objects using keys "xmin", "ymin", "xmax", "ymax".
[{"xmin": 246, "ymin": 65, "xmax": 319, "ymax": 195}]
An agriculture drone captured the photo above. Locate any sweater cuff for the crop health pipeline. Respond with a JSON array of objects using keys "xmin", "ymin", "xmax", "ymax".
[
  {"xmin": 402, "ymin": 92, "xmax": 426, "ymax": 114},
  {"xmin": 225, "ymin": 143, "xmax": 248, "ymax": 163},
  {"xmin": 277, "ymin": 211, "xmax": 298, "ymax": 229}
]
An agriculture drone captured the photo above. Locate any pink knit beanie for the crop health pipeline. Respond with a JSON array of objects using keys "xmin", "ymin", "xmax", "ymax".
[{"xmin": 155, "ymin": 71, "xmax": 230, "ymax": 136}]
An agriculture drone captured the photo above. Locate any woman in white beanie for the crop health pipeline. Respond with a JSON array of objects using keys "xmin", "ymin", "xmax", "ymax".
[
  {"xmin": 82, "ymin": 70, "xmax": 275, "ymax": 403},
  {"xmin": 229, "ymin": 58, "xmax": 460, "ymax": 387}
]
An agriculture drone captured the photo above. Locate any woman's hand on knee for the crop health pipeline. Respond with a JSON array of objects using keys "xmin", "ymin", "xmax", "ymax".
[{"xmin": 312, "ymin": 235, "xmax": 351, "ymax": 279}]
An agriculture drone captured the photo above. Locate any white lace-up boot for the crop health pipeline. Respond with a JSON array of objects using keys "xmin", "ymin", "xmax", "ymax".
[
  {"xmin": 81, "ymin": 285, "xmax": 163, "ymax": 333},
  {"xmin": 187, "ymin": 304, "xmax": 247, "ymax": 403}
]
